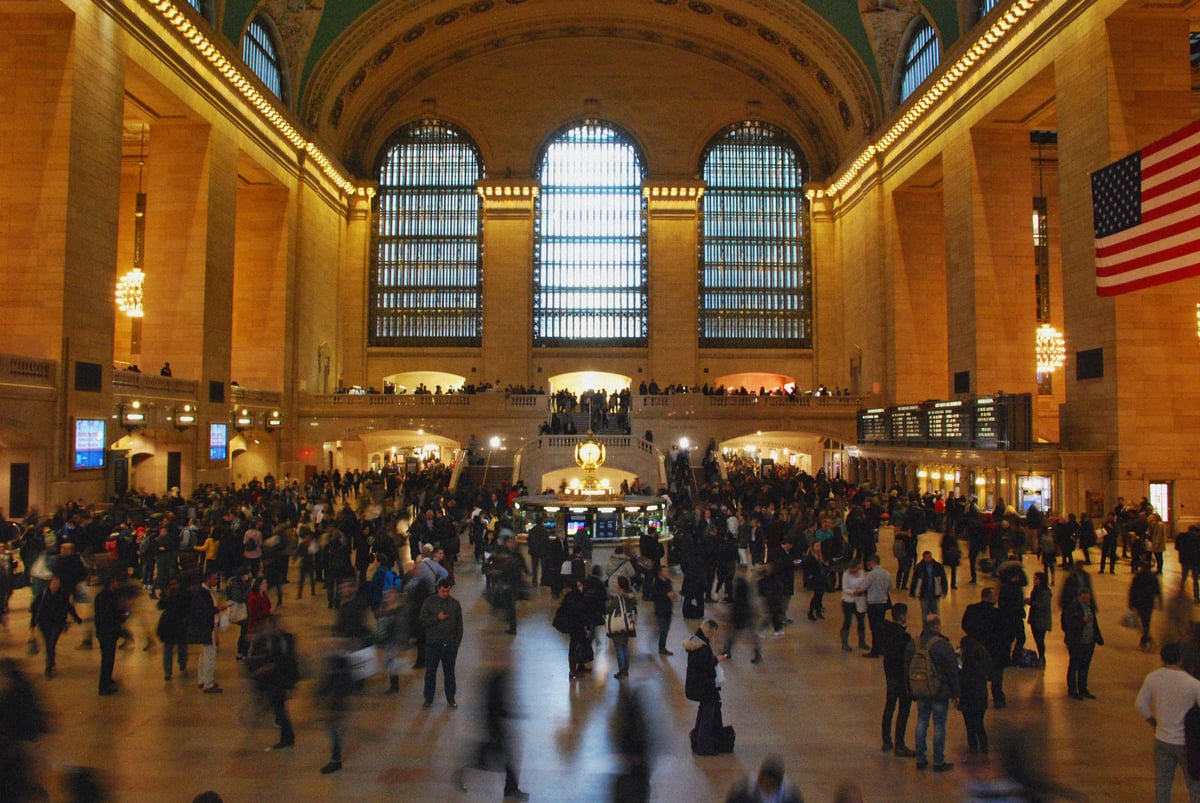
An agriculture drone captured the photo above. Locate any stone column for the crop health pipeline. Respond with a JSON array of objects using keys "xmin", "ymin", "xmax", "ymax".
[
  {"xmin": 644, "ymin": 180, "xmax": 704, "ymax": 387},
  {"xmin": 1057, "ymin": 6, "xmax": 1195, "ymax": 502},
  {"xmin": 478, "ymin": 180, "xmax": 538, "ymax": 385},
  {"xmin": 943, "ymin": 126, "xmax": 1038, "ymax": 399},
  {"xmin": 337, "ymin": 188, "xmax": 374, "ymax": 389},
  {"xmin": 0, "ymin": 8, "xmax": 123, "ymax": 502}
]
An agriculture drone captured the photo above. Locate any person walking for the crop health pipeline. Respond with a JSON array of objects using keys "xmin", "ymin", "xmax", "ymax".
[
  {"xmin": 93, "ymin": 574, "xmax": 127, "ymax": 696},
  {"xmin": 247, "ymin": 614, "xmax": 299, "ymax": 750},
  {"xmin": 30, "ymin": 576, "xmax": 81, "ymax": 679},
  {"xmin": 1026, "ymin": 572, "xmax": 1052, "ymax": 667},
  {"xmin": 1130, "ymin": 559, "xmax": 1163, "ymax": 651},
  {"xmin": 646, "ymin": 564, "xmax": 678, "ymax": 657},
  {"xmin": 1062, "ymin": 586, "xmax": 1103, "ymax": 700},
  {"xmin": 909, "ymin": 551, "xmax": 947, "ymax": 620},
  {"xmin": 155, "ymin": 577, "xmax": 191, "ymax": 681},
  {"xmin": 1136, "ymin": 642, "xmax": 1200, "ymax": 803},
  {"xmin": 607, "ymin": 575, "xmax": 637, "ymax": 679},
  {"xmin": 419, "ymin": 578, "xmax": 463, "ymax": 709}
]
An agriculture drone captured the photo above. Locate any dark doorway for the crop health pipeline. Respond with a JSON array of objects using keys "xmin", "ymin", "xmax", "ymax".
[
  {"xmin": 167, "ymin": 451, "xmax": 182, "ymax": 492},
  {"xmin": 8, "ymin": 463, "xmax": 29, "ymax": 517}
]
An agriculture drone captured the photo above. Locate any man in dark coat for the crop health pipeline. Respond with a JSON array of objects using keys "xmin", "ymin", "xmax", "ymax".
[
  {"xmin": 544, "ymin": 529, "xmax": 570, "ymax": 597},
  {"xmin": 878, "ymin": 602, "xmax": 916, "ymax": 756},
  {"xmin": 962, "ymin": 586, "xmax": 1008, "ymax": 708},
  {"xmin": 525, "ymin": 521, "xmax": 550, "ymax": 587},
  {"xmin": 768, "ymin": 536, "xmax": 798, "ymax": 628},
  {"xmin": 188, "ymin": 569, "xmax": 224, "ymax": 694},
  {"xmin": 1062, "ymin": 586, "xmax": 1103, "ymax": 700},
  {"xmin": 93, "ymin": 575, "xmax": 127, "ymax": 695}
]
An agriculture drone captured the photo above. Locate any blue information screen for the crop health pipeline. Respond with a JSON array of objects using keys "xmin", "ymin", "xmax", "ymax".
[
  {"xmin": 209, "ymin": 423, "xmax": 228, "ymax": 461},
  {"xmin": 73, "ymin": 419, "xmax": 106, "ymax": 469}
]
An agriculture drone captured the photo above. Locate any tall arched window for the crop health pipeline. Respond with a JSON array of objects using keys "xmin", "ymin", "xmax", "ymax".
[
  {"xmin": 534, "ymin": 121, "xmax": 647, "ymax": 347},
  {"xmin": 699, "ymin": 122, "xmax": 810, "ymax": 348},
  {"xmin": 242, "ymin": 15, "xmax": 285, "ymax": 101},
  {"xmin": 371, "ymin": 121, "xmax": 484, "ymax": 346},
  {"xmin": 898, "ymin": 18, "xmax": 940, "ymax": 102}
]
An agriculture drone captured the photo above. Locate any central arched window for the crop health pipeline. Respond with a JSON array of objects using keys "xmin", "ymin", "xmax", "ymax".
[
  {"xmin": 534, "ymin": 121, "xmax": 648, "ymax": 347},
  {"xmin": 699, "ymin": 122, "xmax": 810, "ymax": 348},
  {"xmin": 898, "ymin": 18, "xmax": 940, "ymax": 102},
  {"xmin": 370, "ymin": 121, "xmax": 484, "ymax": 347},
  {"xmin": 242, "ymin": 15, "xmax": 285, "ymax": 101}
]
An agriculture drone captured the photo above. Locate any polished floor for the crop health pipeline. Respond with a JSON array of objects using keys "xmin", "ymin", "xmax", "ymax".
[{"xmin": 0, "ymin": 531, "xmax": 1181, "ymax": 801}]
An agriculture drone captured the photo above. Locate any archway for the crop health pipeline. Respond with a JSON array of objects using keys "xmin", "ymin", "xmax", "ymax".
[
  {"xmin": 324, "ymin": 428, "xmax": 462, "ymax": 472},
  {"xmin": 547, "ymin": 371, "xmax": 630, "ymax": 396},
  {"xmin": 712, "ymin": 372, "xmax": 796, "ymax": 395},
  {"xmin": 381, "ymin": 370, "xmax": 467, "ymax": 394}
]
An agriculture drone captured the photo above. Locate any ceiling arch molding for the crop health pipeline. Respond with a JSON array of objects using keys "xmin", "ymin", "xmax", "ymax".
[{"xmin": 298, "ymin": 0, "xmax": 885, "ymax": 177}]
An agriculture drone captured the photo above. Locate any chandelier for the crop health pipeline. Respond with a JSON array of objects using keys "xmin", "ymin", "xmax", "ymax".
[
  {"xmin": 1035, "ymin": 323, "xmax": 1066, "ymax": 373},
  {"xmin": 116, "ymin": 268, "xmax": 145, "ymax": 317},
  {"xmin": 118, "ymin": 125, "xmax": 148, "ymax": 321}
]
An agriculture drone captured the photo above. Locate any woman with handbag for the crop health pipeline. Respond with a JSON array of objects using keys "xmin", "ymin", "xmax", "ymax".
[
  {"xmin": 607, "ymin": 575, "xmax": 637, "ymax": 679},
  {"xmin": 684, "ymin": 619, "xmax": 731, "ymax": 755}
]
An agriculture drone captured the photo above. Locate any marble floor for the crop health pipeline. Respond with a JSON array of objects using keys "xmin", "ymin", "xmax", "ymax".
[{"xmin": 0, "ymin": 531, "xmax": 1182, "ymax": 801}]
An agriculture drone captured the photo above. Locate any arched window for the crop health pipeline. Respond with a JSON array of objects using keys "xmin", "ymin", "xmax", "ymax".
[
  {"xmin": 699, "ymin": 122, "xmax": 810, "ymax": 348},
  {"xmin": 242, "ymin": 15, "xmax": 285, "ymax": 102},
  {"xmin": 534, "ymin": 121, "xmax": 648, "ymax": 347},
  {"xmin": 898, "ymin": 18, "xmax": 940, "ymax": 102},
  {"xmin": 371, "ymin": 121, "xmax": 484, "ymax": 346}
]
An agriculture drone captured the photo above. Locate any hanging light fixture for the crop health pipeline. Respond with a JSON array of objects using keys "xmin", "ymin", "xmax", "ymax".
[
  {"xmin": 117, "ymin": 126, "xmax": 148, "ymax": 342},
  {"xmin": 1035, "ymin": 323, "xmax": 1066, "ymax": 373},
  {"xmin": 115, "ymin": 268, "xmax": 145, "ymax": 317}
]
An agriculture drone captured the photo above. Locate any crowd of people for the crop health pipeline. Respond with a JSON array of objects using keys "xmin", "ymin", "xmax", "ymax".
[{"xmin": 1, "ymin": 453, "xmax": 1197, "ymax": 800}]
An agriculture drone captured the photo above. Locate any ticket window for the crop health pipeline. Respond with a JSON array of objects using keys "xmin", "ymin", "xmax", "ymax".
[{"xmin": 1018, "ymin": 475, "xmax": 1053, "ymax": 515}]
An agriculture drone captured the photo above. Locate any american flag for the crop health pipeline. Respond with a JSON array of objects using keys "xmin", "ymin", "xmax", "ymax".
[{"xmin": 1091, "ymin": 119, "xmax": 1200, "ymax": 296}]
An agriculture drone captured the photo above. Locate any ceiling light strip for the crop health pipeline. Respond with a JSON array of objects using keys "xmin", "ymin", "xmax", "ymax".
[
  {"xmin": 808, "ymin": 0, "xmax": 1041, "ymax": 200},
  {"xmin": 147, "ymin": 0, "xmax": 372, "ymax": 199}
]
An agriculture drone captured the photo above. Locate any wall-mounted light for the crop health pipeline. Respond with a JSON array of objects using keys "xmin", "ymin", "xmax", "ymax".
[
  {"xmin": 173, "ymin": 403, "xmax": 197, "ymax": 431},
  {"xmin": 120, "ymin": 401, "xmax": 147, "ymax": 430},
  {"xmin": 266, "ymin": 411, "xmax": 282, "ymax": 429}
]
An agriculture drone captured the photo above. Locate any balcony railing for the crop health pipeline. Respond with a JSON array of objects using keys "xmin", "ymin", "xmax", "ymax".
[
  {"xmin": 0, "ymin": 354, "xmax": 55, "ymax": 388},
  {"xmin": 231, "ymin": 386, "xmax": 283, "ymax": 407},
  {"xmin": 111, "ymin": 370, "xmax": 200, "ymax": 398}
]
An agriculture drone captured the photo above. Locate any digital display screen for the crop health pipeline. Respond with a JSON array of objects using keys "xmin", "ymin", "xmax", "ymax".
[
  {"xmin": 209, "ymin": 423, "xmax": 228, "ymax": 461},
  {"xmin": 566, "ymin": 517, "xmax": 587, "ymax": 537},
  {"xmin": 73, "ymin": 419, "xmax": 106, "ymax": 469}
]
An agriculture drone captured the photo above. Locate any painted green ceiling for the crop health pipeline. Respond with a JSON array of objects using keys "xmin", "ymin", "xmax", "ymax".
[{"xmin": 222, "ymin": 0, "xmax": 963, "ymax": 105}]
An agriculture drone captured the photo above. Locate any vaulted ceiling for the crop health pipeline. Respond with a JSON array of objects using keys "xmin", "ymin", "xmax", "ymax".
[{"xmin": 214, "ymin": 0, "xmax": 970, "ymax": 178}]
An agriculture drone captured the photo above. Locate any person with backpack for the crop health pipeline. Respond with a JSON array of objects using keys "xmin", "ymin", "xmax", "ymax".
[{"xmin": 910, "ymin": 613, "xmax": 960, "ymax": 772}]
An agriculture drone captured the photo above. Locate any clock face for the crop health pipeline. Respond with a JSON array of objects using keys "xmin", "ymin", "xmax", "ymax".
[{"xmin": 578, "ymin": 443, "xmax": 601, "ymax": 465}]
